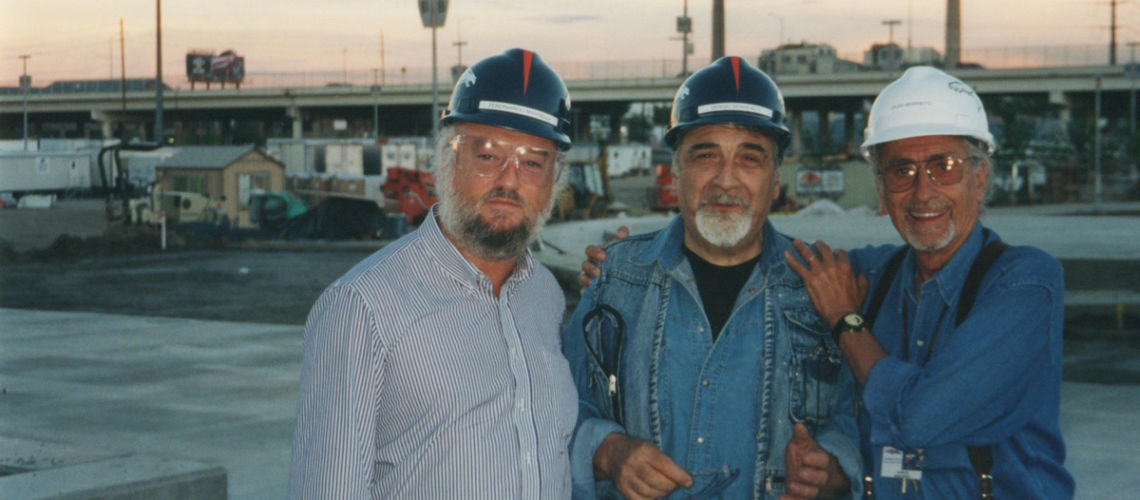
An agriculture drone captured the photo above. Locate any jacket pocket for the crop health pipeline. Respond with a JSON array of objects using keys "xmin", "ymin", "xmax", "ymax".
[{"xmin": 784, "ymin": 308, "xmax": 842, "ymax": 432}]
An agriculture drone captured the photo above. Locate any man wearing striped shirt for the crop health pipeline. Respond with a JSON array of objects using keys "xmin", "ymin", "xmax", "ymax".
[{"xmin": 289, "ymin": 49, "xmax": 578, "ymax": 499}]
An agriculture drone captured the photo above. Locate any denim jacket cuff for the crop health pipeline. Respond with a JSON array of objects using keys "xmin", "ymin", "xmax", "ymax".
[
  {"xmin": 816, "ymin": 427, "xmax": 864, "ymax": 499},
  {"xmin": 570, "ymin": 417, "xmax": 626, "ymax": 498}
]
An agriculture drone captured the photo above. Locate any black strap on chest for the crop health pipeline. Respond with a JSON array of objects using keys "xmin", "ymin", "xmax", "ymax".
[{"xmin": 862, "ymin": 240, "xmax": 1009, "ymax": 499}]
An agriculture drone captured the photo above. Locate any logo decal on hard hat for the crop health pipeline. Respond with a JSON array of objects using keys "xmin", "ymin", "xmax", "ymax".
[
  {"xmin": 948, "ymin": 81, "xmax": 974, "ymax": 96},
  {"xmin": 479, "ymin": 100, "xmax": 559, "ymax": 126},
  {"xmin": 677, "ymin": 85, "xmax": 690, "ymax": 101},
  {"xmin": 521, "ymin": 50, "xmax": 533, "ymax": 95},
  {"xmin": 730, "ymin": 56, "xmax": 742, "ymax": 92},
  {"xmin": 458, "ymin": 68, "xmax": 477, "ymax": 88},
  {"xmin": 697, "ymin": 102, "xmax": 774, "ymax": 119}
]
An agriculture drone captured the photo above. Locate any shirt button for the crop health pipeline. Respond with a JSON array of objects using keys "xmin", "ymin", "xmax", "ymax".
[
  {"xmin": 697, "ymin": 326, "xmax": 705, "ymax": 333},
  {"xmin": 696, "ymin": 436, "xmax": 705, "ymax": 444},
  {"xmin": 916, "ymin": 340, "xmax": 925, "ymax": 347},
  {"xmin": 701, "ymin": 380, "xmax": 710, "ymax": 387}
]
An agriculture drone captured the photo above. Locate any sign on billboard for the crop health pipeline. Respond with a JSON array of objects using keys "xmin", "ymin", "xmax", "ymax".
[{"xmin": 186, "ymin": 50, "xmax": 245, "ymax": 89}]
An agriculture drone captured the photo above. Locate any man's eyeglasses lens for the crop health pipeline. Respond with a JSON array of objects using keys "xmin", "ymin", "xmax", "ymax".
[
  {"xmin": 878, "ymin": 155, "xmax": 973, "ymax": 193},
  {"xmin": 451, "ymin": 134, "xmax": 559, "ymax": 184}
]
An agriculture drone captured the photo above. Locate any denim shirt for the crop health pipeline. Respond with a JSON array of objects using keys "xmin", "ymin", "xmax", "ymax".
[
  {"xmin": 849, "ymin": 224, "xmax": 1074, "ymax": 499},
  {"xmin": 563, "ymin": 217, "xmax": 862, "ymax": 499}
]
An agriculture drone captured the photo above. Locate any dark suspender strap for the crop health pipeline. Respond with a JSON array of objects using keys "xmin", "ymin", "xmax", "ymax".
[
  {"xmin": 861, "ymin": 240, "xmax": 1009, "ymax": 499},
  {"xmin": 955, "ymin": 241, "xmax": 1010, "ymax": 326},
  {"xmin": 969, "ymin": 445, "xmax": 995, "ymax": 499},
  {"xmin": 863, "ymin": 247, "xmax": 908, "ymax": 329},
  {"xmin": 961, "ymin": 240, "xmax": 1007, "ymax": 499}
]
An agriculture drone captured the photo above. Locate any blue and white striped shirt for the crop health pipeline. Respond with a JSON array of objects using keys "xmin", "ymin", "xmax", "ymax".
[{"xmin": 289, "ymin": 211, "xmax": 578, "ymax": 499}]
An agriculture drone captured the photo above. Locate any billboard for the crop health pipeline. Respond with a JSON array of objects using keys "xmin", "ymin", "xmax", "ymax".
[{"xmin": 186, "ymin": 50, "xmax": 245, "ymax": 89}]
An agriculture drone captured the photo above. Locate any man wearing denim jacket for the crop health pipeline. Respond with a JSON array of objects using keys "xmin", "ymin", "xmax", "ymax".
[
  {"xmin": 784, "ymin": 67, "xmax": 1074, "ymax": 498},
  {"xmin": 563, "ymin": 57, "xmax": 861, "ymax": 500}
]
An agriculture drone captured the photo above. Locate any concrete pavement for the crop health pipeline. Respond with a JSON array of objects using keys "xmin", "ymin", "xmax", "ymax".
[{"xmin": 1, "ymin": 307, "xmax": 1137, "ymax": 499}]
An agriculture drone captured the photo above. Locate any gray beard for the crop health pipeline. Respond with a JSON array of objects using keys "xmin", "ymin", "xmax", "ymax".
[{"xmin": 438, "ymin": 186, "xmax": 544, "ymax": 261}]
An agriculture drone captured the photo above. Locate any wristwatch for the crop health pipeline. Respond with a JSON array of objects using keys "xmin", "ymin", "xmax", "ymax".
[{"xmin": 831, "ymin": 312, "xmax": 865, "ymax": 344}]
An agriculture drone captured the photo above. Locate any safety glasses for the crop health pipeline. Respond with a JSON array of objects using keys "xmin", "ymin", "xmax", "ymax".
[
  {"xmin": 877, "ymin": 155, "xmax": 977, "ymax": 193},
  {"xmin": 450, "ymin": 134, "xmax": 561, "ymax": 185}
]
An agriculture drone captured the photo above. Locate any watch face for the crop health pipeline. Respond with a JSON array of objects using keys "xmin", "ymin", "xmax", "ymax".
[{"xmin": 844, "ymin": 313, "xmax": 864, "ymax": 329}]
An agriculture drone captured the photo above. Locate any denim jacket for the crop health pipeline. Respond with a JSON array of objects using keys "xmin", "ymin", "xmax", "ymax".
[{"xmin": 563, "ymin": 217, "xmax": 861, "ymax": 499}]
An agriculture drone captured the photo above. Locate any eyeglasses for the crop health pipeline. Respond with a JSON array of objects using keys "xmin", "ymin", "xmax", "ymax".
[
  {"xmin": 876, "ymin": 155, "xmax": 977, "ymax": 193},
  {"xmin": 450, "ymin": 134, "xmax": 561, "ymax": 185}
]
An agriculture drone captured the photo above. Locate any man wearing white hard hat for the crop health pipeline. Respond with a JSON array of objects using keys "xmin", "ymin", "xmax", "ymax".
[{"xmin": 785, "ymin": 66, "xmax": 1075, "ymax": 498}]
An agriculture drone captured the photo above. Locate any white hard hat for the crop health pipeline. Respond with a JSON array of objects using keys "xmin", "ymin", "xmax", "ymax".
[{"xmin": 861, "ymin": 66, "xmax": 995, "ymax": 158}]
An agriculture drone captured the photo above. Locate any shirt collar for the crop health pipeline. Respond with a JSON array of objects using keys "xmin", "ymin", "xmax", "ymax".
[
  {"xmin": 902, "ymin": 222, "xmax": 986, "ymax": 306},
  {"xmin": 419, "ymin": 206, "xmax": 534, "ymax": 292},
  {"xmin": 651, "ymin": 215, "xmax": 782, "ymax": 275}
]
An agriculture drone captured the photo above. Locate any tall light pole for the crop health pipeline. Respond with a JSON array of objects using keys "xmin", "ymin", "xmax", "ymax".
[
  {"xmin": 19, "ymin": 54, "xmax": 30, "ymax": 151},
  {"xmin": 418, "ymin": 0, "xmax": 448, "ymax": 139},
  {"xmin": 676, "ymin": 0, "xmax": 692, "ymax": 76}
]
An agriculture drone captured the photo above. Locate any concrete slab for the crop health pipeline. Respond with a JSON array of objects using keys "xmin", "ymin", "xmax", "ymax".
[
  {"xmin": 0, "ymin": 308, "xmax": 300, "ymax": 499},
  {"xmin": 0, "ymin": 308, "xmax": 1137, "ymax": 498}
]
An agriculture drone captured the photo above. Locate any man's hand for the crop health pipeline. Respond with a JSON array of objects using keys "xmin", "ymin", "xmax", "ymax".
[
  {"xmin": 594, "ymin": 433, "xmax": 692, "ymax": 500},
  {"xmin": 780, "ymin": 423, "xmax": 848, "ymax": 500},
  {"xmin": 784, "ymin": 239, "xmax": 868, "ymax": 327},
  {"xmin": 578, "ymin": 225, "xmax": 629, "ymax": 291}
]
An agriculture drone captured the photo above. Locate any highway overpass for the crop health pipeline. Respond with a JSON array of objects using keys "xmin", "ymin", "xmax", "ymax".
[{"xmin": 0, "ymin": 64, "xmax": 1133, "ymax": 156}]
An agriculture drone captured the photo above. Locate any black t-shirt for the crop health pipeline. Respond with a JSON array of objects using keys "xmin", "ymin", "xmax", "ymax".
[{"xmin": 682, "ymin": 245, "xmax": 762, "ymax": 341}]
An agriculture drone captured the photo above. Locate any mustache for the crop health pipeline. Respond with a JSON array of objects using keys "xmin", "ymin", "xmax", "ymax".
[
  {"xmin": 699, "ymin": 193, "xmax": 748, "ymax": 208},
  {"xmin": 480, "ymin": 187, "xmax": 524, "ymax": 205}
]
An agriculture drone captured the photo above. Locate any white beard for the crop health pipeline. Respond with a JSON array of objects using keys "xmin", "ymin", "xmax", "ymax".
[
  {"xmin": 694, "ymin": 207, "xmax": 753, "ymax": 247},
  {"xmin": 903, "ymin": 219, "xmax": 956, "ymax": 252}
]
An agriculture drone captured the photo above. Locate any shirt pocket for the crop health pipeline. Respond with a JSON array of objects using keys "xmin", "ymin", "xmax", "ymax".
[{"xmin": 784, "ymin": 307, "xmax": 843, "ymax": 432}]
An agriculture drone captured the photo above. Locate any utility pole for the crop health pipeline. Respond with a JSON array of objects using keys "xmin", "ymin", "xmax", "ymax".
[
  {"xmin": 452, "ymin": 18, "xmax": 469, "ymax": 67},
  {"xmin": 674, "ymin": 0, "xmax": 693, "ymax": 76},
  {"xmin": 380, "ymin": 30, "xmax": 387, "ymax": 85},
  {"xmin": 883, "ymin": 19, "xmax": 902, "ymax": 74},
  {"xmin": 154, "ymin": 0, "xmax": 164, "ymax": 144},
  {"xmin": 19, "ymin": 55, "xmax": 30, "ymax": 151}
]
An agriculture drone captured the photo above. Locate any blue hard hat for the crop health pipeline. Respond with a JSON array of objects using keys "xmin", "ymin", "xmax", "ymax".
[
  {"xmin": 665, "ymin": 56, "xmax": 790, "ymax": 152},
  {"xmin": 441, "ymin": 48, "xmax": 572, "ymax": 150}
]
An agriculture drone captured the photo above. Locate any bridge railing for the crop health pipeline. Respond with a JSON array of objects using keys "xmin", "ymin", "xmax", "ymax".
[{"xmin": 0, "ymin": 43, "xmax": 1120, "ymax": 93}]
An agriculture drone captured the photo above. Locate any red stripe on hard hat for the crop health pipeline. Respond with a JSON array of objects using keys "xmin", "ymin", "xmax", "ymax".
[
  {"xmin": 730, "ymin": 56, "xmax": 741, "ymax": 92},
  {"xmin": 522, "ymin": 50, "xmax": 533, "ymax": 95}
]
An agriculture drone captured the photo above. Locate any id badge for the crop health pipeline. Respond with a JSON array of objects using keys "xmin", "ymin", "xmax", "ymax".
[{"xmin": 881, "ymin": 446, "xmax": 924, "ymax": 481}]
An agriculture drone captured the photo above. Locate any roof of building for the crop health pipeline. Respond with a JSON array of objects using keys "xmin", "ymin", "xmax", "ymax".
[{"xmin": 155, "ymin": 145, "xmax": 262, "ymax": 170}]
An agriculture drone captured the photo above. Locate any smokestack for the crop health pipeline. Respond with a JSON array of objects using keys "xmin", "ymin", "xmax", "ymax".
[
  {"xmin": 945, "ymin": 0, "xmax": 961, "ymax": 68},
  {"xmin": 712, "ymin": 0, "xmax": 724, "ymax": 60}
]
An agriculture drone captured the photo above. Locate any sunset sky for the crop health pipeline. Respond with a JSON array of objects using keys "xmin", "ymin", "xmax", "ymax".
[{"xmin": 0, "ymin": 0, "xmax": 1125, "ymax": 88}]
